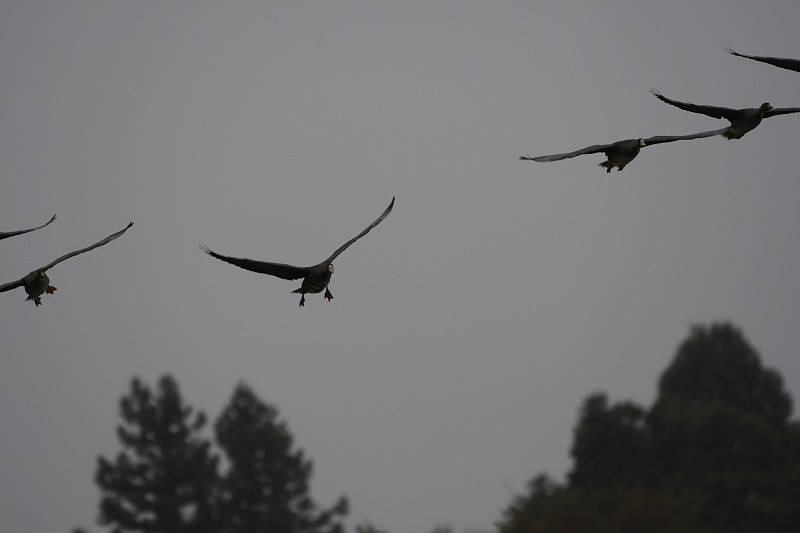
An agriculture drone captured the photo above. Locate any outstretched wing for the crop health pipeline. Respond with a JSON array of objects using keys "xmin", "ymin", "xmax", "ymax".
[
  {"xmin": 324, "ymin": 197, "xmax": 395, "ymax": 264},
  {"xmin": 0, "ymin": 214, "xmax": 57, "ymax": 241},
  {"xmin": 0, "ymin": 277, "xmax": 25, "ymax": 294},
  {"xmin": 725, "ymin": 47, "xmax": 800, "ymax": 73},
  {"xmin": 642, "ymin": 127, "xmax": 728, "ymax": 146},
  {"xmin": 764, "ymin": 107, "xmax": 800, "ymax": 118},
  {"xmin": 199, "ymin": 244, "xmax": 308, "ymax": 280},
  {"xmin": 650, "ymin": 89, "xmax": 741, "ymax": 122},
  {"xmin": 520, "ymin": 142, "xmax": 618, "ymax": 162},
  {"xmin": 41, "ymin": 221, "xmax": 134, "ymax": 271}
]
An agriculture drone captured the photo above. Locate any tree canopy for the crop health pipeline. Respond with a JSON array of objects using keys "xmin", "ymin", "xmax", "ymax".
[
  {"xmin": 94, "ymin": 375, "xmax": 218, "ymax": 533},
  {"xmin": 215, "ymin": 383, "xmax": 348, "ymax": 533},
  {"xmin": 79, "ymin": 376, "xmax": 347, "ymax": 533},
  {"xmin": 657, "ymin": 323, "xmax": 792, "ymax": 426},
  {"xmin": 498, "ymin": 322, "xmax": 800, "ymax": 533}
]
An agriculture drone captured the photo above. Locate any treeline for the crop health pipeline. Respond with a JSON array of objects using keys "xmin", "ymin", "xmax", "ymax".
[
  {"xmin": 73, "ymin": 378, "xmax": 347, "ymax": 533},
  {"xmin": 75, "ymin": 322, "xmax": 800, "ymax": 533},
  {"xmin": 497, "ymin": 323, "xmax": 800, "ymax": 533}
]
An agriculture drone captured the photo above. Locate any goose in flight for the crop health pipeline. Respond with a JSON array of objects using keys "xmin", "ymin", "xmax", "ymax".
[
  {"xmin": 650, "ymin": 89, "xmax": 800, "ymax": 139},
  {"xmin": 0, "ymin": 214, "xmax": 57, "ymax": 241},
  {"xmin": 520, "ymin": 128, "xmax": 726, "ymax": 172},
  {"xmin": 0, "ymin": 221, "xmax": 134, "ymax": 306},
  {"xmin": 200, "ymin": 197, "xmax": 394, "ymax": 307},
  {"xmin": 725, "ymin": 46, "xmax": 800, "ymax": 73}
]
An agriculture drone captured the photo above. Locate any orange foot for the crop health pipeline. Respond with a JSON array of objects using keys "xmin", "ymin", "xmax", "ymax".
[
  {"xmin": 46, "ymin": 285, "xmax": 57, "ymax": 294},
  {"xmin": 324, "ymin": 287, "xmax": 333, "ymax": 301},
  {"xmin": 32, "ymin": 295, "xmax": 43, "ymax": 306},
  {"xmin": 299, "ymin": 293, "xmax": 306, "ymax": 307}
]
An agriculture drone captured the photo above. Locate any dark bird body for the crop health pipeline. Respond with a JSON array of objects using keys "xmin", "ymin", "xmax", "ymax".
[
  {"xmin": 201, "ymin": 197, "xmax": 394, "ymax": 306},
  {"xmin": 725, "ymin": 47, "xmax": 800, "ymax": 73},
  {"xmin": 520, "ymin": 128, "xmax": 726, "ymax": 172},
  {"xmin": 650, "ymin": 89, "xmax": 800, "ymax": 139},
  {"xmin": 0, "ymin": 221, "xmax": 134, "ymax": 306},
  {"xmin": 0, "ymin": 214, "xmax": 57, "ymax": 241}
]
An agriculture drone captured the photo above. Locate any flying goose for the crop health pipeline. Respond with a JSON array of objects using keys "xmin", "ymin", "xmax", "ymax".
[
  {"xmin": 0, "ymin": 221, "xmax": 134, "ymax": 306},
  {"xmin": 650, "ymin": 89, "xmax": 800, "ymax": 139},
  {"xmin": 200, "ymin": 197, "xmax": 394, "ymax": 307},
  {"xmin": 520, "ymin": 128, "xmax": 726, "ymax": 172},
  {"xmin": 0, "ymin": 214, "xmax": 57, "ymax": 241}
]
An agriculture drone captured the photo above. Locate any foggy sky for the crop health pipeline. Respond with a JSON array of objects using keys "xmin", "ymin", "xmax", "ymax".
[{"xmin": 2, "ymin": 2, "xmax": 799, "ymax": 532}]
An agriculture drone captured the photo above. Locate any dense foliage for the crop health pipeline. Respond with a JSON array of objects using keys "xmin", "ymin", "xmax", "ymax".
[
  {"xmin": 77, "ymin": 376, "xmax": 347, "ymax": 533},
  {"xmin": 498, "ymin": 322, "xmax": 800, "ymax": 533},
  {"xmin": 215, "ymin": 384, "xmax": 348, "ymax": 533}
]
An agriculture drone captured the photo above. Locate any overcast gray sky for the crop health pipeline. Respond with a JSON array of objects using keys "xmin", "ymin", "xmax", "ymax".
[{"xmin": 2, "ymin": 2, "xmax": 799, "ymax": 532}]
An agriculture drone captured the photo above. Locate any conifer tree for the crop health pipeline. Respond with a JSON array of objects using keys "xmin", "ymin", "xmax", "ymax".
[
  {"xmin": 214, "ymin": 383, "xmax": 348, "ymax": 533},
  {"xmin": 94, "ymin": 375, "xmax": 219, "ymax": 533}
]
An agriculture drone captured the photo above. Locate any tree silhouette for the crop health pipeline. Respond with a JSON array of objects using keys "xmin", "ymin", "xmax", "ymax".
[
  {"xmin": 80, "ymin": 377, "xmax": 347, "ymax": 533},
  {"xmin": 498, "ymin": 322, "xmax": 800, "ymax": 533},
  {"xmin": 94, "ymin": 375, "xmax": 219, "ymax": 533},
  {"xmin": 657, "ymin": 323, "xmax": 791, "ymax": 426},
  {"xmin": 645, "ymin": 324, "xmax": 799, "ymax": 532},
  {"xmin": 214, "ymin": 383, "xmax": 348, "ymax": 533},
  {"xmin": 568, "ymin": 392, "xmax": 647, "ymax": 489}
]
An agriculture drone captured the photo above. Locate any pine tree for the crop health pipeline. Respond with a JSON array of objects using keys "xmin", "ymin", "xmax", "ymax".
[
  {"xmin": 214, "ymin": 383, "xmax": 348, "ymax": 533},
  {"xmin": 94, "ymin": 375, "xmax": 219, "ymax": 533}
]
